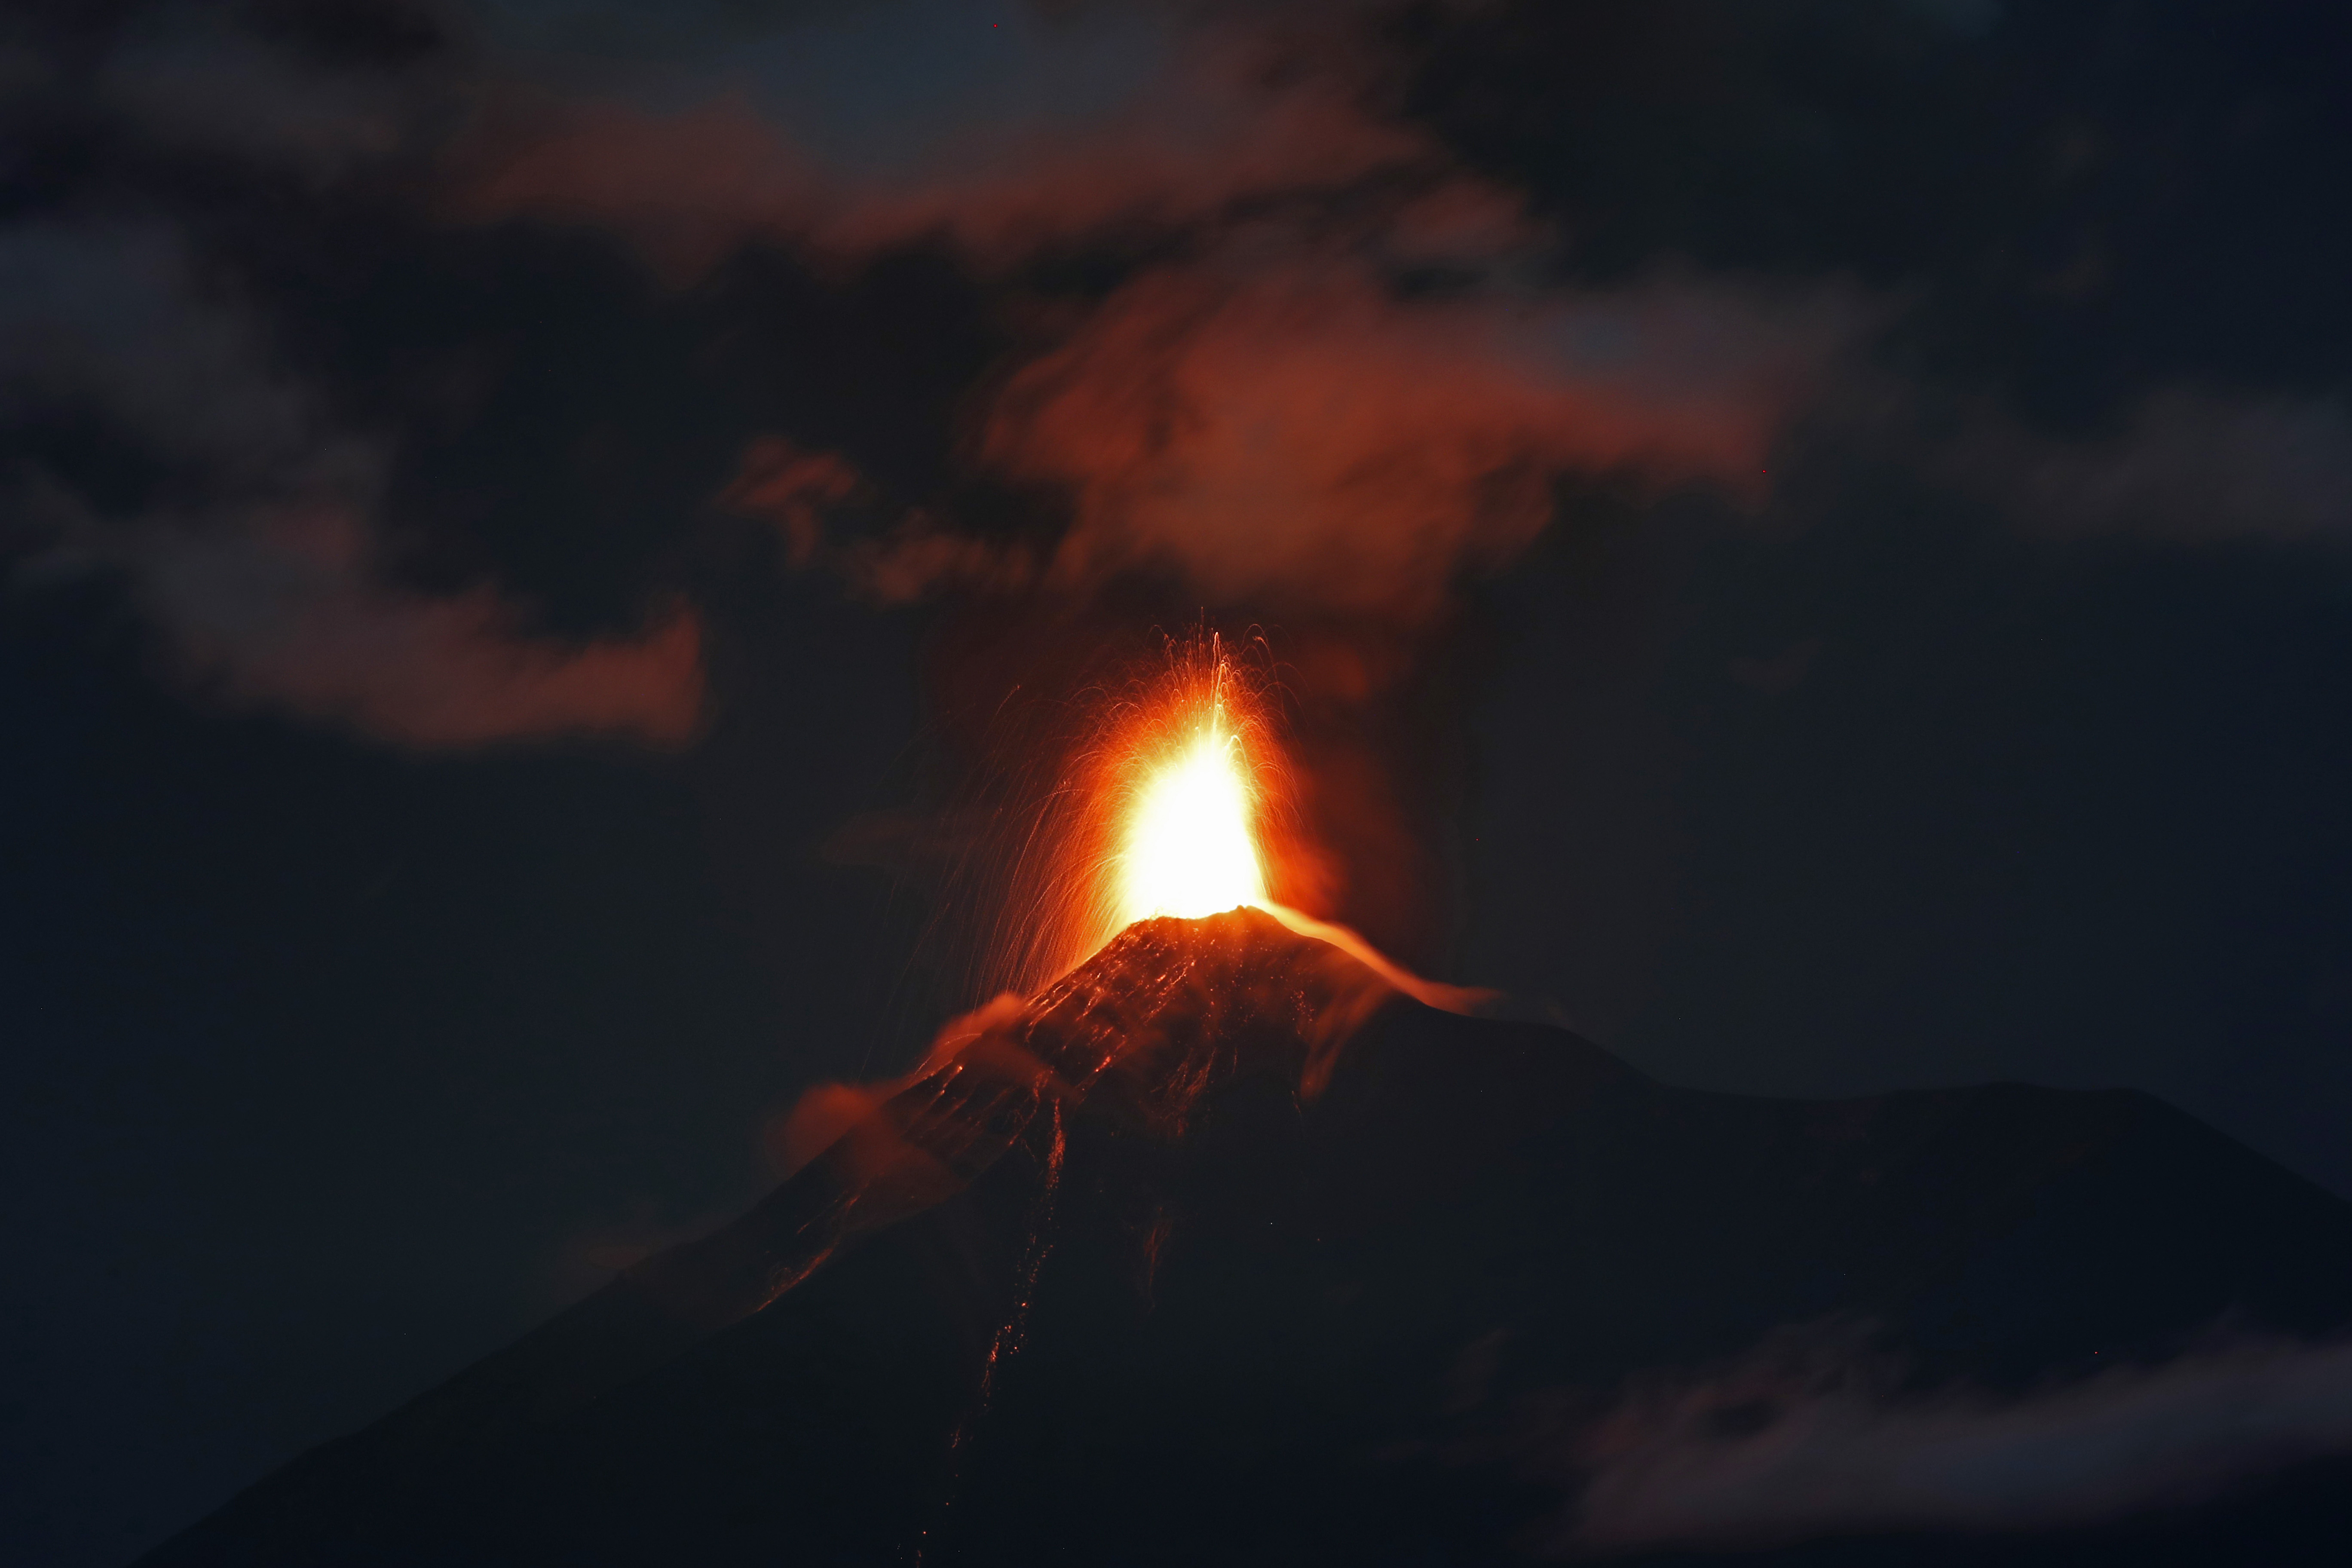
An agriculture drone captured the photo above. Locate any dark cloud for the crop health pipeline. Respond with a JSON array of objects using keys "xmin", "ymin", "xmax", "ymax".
[
  {"xmin": 0, "ymin": 211, "xmax": 705, "ymax": 748},
  {"xmin": 1390, "ymin": 0, "xmax": 2352, "ymax": 553},
  {"xmin": 0, "ymin": 217, "xmax": 316, "ymax": 465},
  {"xmin": 1, "ymin": 4, "xmax": 712, "ymax": 750},
  {"xmin": 1987, "ymin": 388, "xmax": 2352, "ymax": 544},
  {"xmin": 99, "ymin": 10, "xmax": 418, "ymax": 175},
  {"xmin": 1542, "ymin": 1326, "xmax": 2352, "ymax": 1553}
]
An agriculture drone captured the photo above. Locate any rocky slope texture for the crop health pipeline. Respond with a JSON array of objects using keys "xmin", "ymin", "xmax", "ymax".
[{"xmin": 146, "ymin": 910, "xmax": 2352, "ymax": 1565}]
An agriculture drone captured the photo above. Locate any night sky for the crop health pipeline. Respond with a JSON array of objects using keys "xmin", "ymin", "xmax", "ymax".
[{"xmin": 5, "ymin": 3, "xmax": 2350, "ymax": 1564}]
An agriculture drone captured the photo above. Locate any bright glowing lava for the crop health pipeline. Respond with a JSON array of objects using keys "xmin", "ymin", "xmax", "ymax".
[
  {"xmin": 1111, "ymin": 701, "xmax": 1268, "ymax": 928},
  {"xmin": 986, "ymin": 631, "xmax": 1490, "ymax": 1014}
]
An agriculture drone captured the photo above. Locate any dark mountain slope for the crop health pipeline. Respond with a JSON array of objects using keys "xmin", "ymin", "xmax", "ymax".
[{"xmin": 146, "ymin": 910, "xmax": 2352, "ymax": 1565}]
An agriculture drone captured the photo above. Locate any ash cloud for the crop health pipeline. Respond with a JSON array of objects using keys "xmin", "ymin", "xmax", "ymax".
[{"xmin": 1543, "ymin": 1329, "xmax": 2352, "ymax": 1555}]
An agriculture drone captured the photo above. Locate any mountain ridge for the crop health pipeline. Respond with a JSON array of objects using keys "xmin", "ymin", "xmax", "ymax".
[{"xmin": 144, "ymin": 910, "xmax": 2352, "ymax": 1565}]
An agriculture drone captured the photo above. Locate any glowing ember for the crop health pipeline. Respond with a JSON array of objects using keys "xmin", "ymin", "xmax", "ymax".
[{"xmin": 1112, "ymin": 698, "xmax": 1268, "ymax": 927}]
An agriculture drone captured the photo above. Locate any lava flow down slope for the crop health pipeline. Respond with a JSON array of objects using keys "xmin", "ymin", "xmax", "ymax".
[{"xmin": 146, "ymin": 907, "xmax": 2352, "ymax": 1567}]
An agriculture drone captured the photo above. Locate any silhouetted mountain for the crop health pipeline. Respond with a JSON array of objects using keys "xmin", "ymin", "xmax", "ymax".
[{"xmin": 145, "ymin": 910, "xmax": 2352, "ymax": 1566}]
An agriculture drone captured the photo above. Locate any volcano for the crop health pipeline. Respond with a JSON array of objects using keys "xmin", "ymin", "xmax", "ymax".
[{"xmin": 145, "ymin": 910, "xmax": 2352, "ymax": 1566}]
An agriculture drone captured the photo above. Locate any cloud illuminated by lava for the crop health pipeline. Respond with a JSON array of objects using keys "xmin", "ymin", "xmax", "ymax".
[{"xmin": 455, "ymin": 9, "xmax": 1867, "ymax": 625}]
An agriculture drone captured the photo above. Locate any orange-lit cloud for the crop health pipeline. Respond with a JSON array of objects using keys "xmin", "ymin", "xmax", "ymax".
[
  {"xmin": 985, "ymin": 256, "xmax": 1851, "ymax": 619},
  {"xmin": 461, "ymin": 18, "xmax": 1862, "ymax": 623},
  {"xmin": 719, "ymin": 435, "xmax": 862, "ymax": 566}
]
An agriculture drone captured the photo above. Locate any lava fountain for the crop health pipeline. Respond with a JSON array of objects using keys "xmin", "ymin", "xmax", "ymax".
[
  {"xmin": 786, "ymin": 627, "xmax": 1485, "ymax": 1187},
  {"xmin": 975, "ymin": 629, "xmax": 1290, "ymax": 993},
  {"xmin": 1034, "ymin": 631, "xmax": 1484, "ymax": 1015},
  {"xmin": 1105, "ymin": 654, "xmax": 1269, "ymax": 930}
]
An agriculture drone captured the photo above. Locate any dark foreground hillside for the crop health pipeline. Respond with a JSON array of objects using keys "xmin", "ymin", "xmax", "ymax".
[{"xmin": 147, "ymin": 911, "xmax": 2352, "ymax": 1565}]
